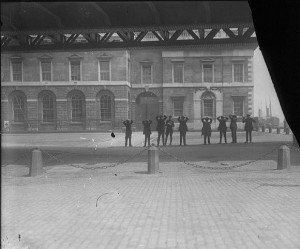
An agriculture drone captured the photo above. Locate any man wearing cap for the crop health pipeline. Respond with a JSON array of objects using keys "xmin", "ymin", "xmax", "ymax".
[
  {"xmin": 217, "ymin": 116, "xmax": 229, "ymax": 144},
  {"xmin": 142, "ymin": 119, "xmax": 152, "ymax": 147},
  {"xmin": 164, "ymin": 115, "xmax": 175, "ymax": 146},
  {"xmin": 156, "ymin": 115, "xmax": 167, "ymax": 146},
  {"xmin": 122, "ymin": 119, "xmax": 134, "ymax": 147},
  {"xmin": 242, "ymin": 114, "xmax": 256, "ymax": 143},
  {"xmin": 201, "ymin": 117, "xmax": 213, "ymax": 145},
  {"xmin": 229, "ymin": 114, "xmax": 238, "ymax": 143},
  {"xmin": 178, "ymin": 116, "xmax": 189, "ymax": 146}
]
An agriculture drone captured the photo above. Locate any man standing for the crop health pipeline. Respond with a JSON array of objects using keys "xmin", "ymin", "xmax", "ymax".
[
  {"xmin": 201, "ymin": 117, "xmax": 213, "ymax": 145},
  {"xmin": 178, "ymin": 116, "xmax": 189, "ymax": 146},
  {"xmin": 164, "ymin": 115, "xmax": 174, "ymax": 146},
  {"xmin": 156, "ymin": 115, "xmax": 167, "ymax": 146},
  {"xmin": 229, "ymin": 114, "xmax": 238, "ymax": 143},
  {"xmin": 122, "ymin": 119, "xmax": 133, "ymax": 147},
  {"xmin": 142, "ymin": 119, "xmax": 152, "ymax": 147},
  {"xmin": 217, "ymin": 116, "xmax": 228, "ymax": 144},
  {"xmin": 242, "ymin": 114, "xmax": 256, "ymax": 143}
]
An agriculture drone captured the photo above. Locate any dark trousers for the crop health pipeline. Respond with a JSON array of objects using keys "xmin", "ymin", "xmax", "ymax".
[
  {"xmin": 231, "ymin": 130, "xmax": 237, "ymax": 143},
  {"xmin": 246, "ymin": 130, "xmax": 252, "ymax": 142},
  {"xmin": 125, "ymin": 134, "xmax": 132, "ymax": 146},
  {"xmin": 180, "ymin": 131, "xmax": 186, "ymax": 145},
  {"xmin": 204, "ymin": 135, "xmax": 211, "ymax": 144},
  {"xmin": 219, "ymin": 131, "xmax": 227, "ymax": 143},
  {"xmin": 157, "ymin": 131, "xmax": 165, "ymax": 145},
  {"xmin": 165, "ymin": 130, "xmax": 173, "ymax": 145},
  {"xmin": 144, "ymin": 134, "xmax": 151, "ymax": 146}
]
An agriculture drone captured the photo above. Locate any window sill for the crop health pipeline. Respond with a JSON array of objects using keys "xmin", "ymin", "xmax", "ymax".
[
  {"xmin": 70, "ymin": 122, "xmax": 84, "ymax": 124},
  {"xmin": 40, "ymin": 122, "xmax": 55, "ymax": 125},
  {"xmin": 11, "ymin": 122, "xmax": 25, "ymax": 125}
]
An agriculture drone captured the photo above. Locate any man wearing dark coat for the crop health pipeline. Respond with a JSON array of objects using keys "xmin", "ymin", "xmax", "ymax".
[
  {"xmin": 178, "ymin": 116, "xmax": 189, "ymax": 146},
  {"xmin": 122, "ymin": 119, "xmax": 133, "ymax": 147},
  {"xmin": 142, "ymin": 119, "xmax": 152, "ymax": 147},
  {"xmin": 164, "ymin": 115, "xmax": 175, "ymax": 146},
  {"xmin": 229, "ymin": 114, "xmax": 238, "ymax": 143},
  {"xmin": 217, "ymin": 116, "xmax": 229, "ymax": 144},
  {"xmin": 156, "ymin": 115, "xmax": 167, "ymax": 146},
  {"xmin": 201, "ymin": 117, "xmax": 213, "ymax": 145},
  {"xmin": 242, "ymin": 114, "xmax": 256, "ymax": 143}
]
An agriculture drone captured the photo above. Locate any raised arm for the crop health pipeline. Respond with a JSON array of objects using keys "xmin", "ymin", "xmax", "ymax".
[
  {"xmin": 185, "ymin": 117, "xmax": 189, "ymax": 122},
  {"xmin": 122, "ymin": 121, "xmax": 126, "ymax": 125},
  {"xmin": 208, "ymin": 118, "xmax": 213, "ymax": 124},
  {"xmin": 130, "ymin": 120, "xmax": 133, "ymax": 125},
  {"xmin": 149, "ymin": 120, "xmax": 152, "ymax": 124}
]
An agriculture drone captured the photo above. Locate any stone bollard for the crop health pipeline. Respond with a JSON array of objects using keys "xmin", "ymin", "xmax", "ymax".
[
  {"xmin": 30, "ymin": 148, "xmax": 43, "ymax": 176},
  {"xmin": 269, "ymin": 127, "xmax": 272, "ymax": 133},
  {"xmin": 277, "ymin": 145, "xmax": 290, "ymax": 170},
  {"xmin": 262, "ymin": 126, "xmax": 265, "ymax": 132},
  {"xmin": 148, "ymin": 146, "xmax": 159, "ymax": 174},
  {"xmin": 277, "ymin": 128, "xmax": 280, "ymax": 134}
]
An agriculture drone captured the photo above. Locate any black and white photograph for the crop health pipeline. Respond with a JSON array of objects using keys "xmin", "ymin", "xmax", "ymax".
[{"xmin": 1, "ymin": 1, "xmax": 300, "ymax": 248}]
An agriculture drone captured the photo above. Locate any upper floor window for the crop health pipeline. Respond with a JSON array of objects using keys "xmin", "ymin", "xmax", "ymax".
[
  {"xmin": 41, "ymin": 61, "xmax": 52, "ymax": 81},
  {"xmin": 99, "ymin": 60, "xmax": 110, "ymax": 81},
  {"xmin": 203, "ymin": 64, "xmax": 213, "ymax": 83},
  {"xmin": 142, "ymin": 64, "xmax": 152, "ymax": 84},
  {"xmin": 70, "ymin": 61, "xmax": 81, "ymax": 81},
  {"xmin": 172, "ymin": 63, "xmax": 184, "ymax": 83},
  {"xmin": 11, "ymin": 61, "xmax": 22, "ymax": 82},
  {"xmin": 233, "ymin": 64, "xmax": 244, "ymax": 82},
  {"xmin": 232, "ymin": 97, "xmax": 244, "ymax": 116}
]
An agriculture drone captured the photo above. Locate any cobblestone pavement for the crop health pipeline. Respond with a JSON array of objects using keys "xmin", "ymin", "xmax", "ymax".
[{"xmin": 2, "ymin": 153, "xmax": 300, "ymax": 249}]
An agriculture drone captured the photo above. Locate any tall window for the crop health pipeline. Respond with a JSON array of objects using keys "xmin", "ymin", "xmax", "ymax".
[
  {"xmin": 99, "ymin": 60, "xmax": 110, "ymax": 81},
  {"xmin": 71, "ymin": 94, "xmax": 83, "ymax": 122},
  {"xmin": 41, "ymin": 61, "xmax": 52, "ymax": 81},
  {"xmin": 203, "ymin": 64, "xmax": 213, "ymax": 83},
  {"xmin": 173, "ymin": 98, "xmax": 184, "ymax": 116},
  {"xmin": 142, "ymin": 64, "xmax": 152, "ymax": 84},
  {"xmin": 233, "ymin": 64, "xmax": 244, "ymax": 82},
  {"xmin": 202, "ymin": 91, "xmax": 215, "ymax": 117},
  {"xmin": 13, "ymin": 95, "xmax": 25, "ymax": 122},
  {"xmin": 100, "ymin": 95, "xmax": 112, "ymax": 121},
  {"xmin": 11, "ymin": 61, "xmax": 22, "ymax": 81},
  {"xmin": 42, "ymin": 95, "xmax": 54, "ymax": 122},
  {"xmin": 173, "ymin": 63, "xmax": 184, "ymax": 83},
  {"xmin": 70, "ymin": 61, "xmax": 81, "ymax": 81},
  {"xmin": 233, "ymin": 97, "xmax": 244, "ymax": 116}
]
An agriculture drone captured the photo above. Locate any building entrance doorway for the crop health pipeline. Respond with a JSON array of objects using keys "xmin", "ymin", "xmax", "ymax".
[{"xmin": 135, "ymin": 92, "xmax": 159, "ymax": 130}]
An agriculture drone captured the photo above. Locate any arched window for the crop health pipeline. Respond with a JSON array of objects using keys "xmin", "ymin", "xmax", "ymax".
[
  {"xmin": 12, "ymin": 95, "xmax": 25, "ymax": 122},
  {"xmin": 42, "ymin": 94, "xmax": 55, "ymax": 122},
  {"xmin": 71, "ymin": 94, "xmax": 84, "ymax": 122},
  {"xmin": 202, "ymin": 91, "xmax": 215, "ymax": 117},
  {"xmin": 100, "ymin": 95, "xmax": 112, "ymax": 121}
]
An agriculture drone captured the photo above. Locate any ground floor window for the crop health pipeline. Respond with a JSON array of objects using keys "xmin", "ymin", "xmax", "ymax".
[
  {"xmin": 100, "ymin": 94, "xmax": 112, "ymax": 121},
  {"xmin": 173, "ymin": 98, "xmax": 184, "ymax": 116},
  {"xmin": 71, "ymin": 94, "xmax": 84, "ymax": 122},
  {"xmin": 232, "ymin": 97, "xmax": 244, "ymax": 116},
  {"xmin": 42, "ymin": 94, "xmax": 55, "ymax": 122},
  {"xmin": 13, "ymin": 95, "xmax": 25, "ymax": 122},
  {"xmin": 201, "ymin": 91, "xmax": 215, "ymax": 117}
]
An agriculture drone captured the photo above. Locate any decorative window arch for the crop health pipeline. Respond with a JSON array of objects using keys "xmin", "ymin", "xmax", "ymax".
[
  {"xmin": 97, "ymin": 90, "xmax": 115, "ymax": 121},
  {"xmin": 8, "ymin": 90, "xmax": 27, "ymax": 122},
  {"xmin": 38, "ymin": 90, "xmax": 56, "ymax": 123},
  {"xmin": 201, "ymin": 91, "xmax": 216, "ymax": 118},
  {"xmin": 67, "ymin": 90, "xmax": 86, "ymax": 122}
]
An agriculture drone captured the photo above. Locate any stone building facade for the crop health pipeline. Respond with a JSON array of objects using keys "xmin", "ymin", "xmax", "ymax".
[{"xmin": 1, "ymin": 44, "xmax": 255, "ymax": 132}]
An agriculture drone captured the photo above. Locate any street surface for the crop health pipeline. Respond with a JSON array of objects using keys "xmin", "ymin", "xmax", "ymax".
[{"xmin": 1, "ymin": 131, "xmax": 300, "ymax": 249}]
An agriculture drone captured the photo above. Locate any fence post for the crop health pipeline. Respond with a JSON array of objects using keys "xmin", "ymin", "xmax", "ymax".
[
  {"xmin": 277, "ymin": 127, "xmax": 280, "ymax": 134},
  {"xmin": 148, "ymin": 146, "xmax": 159, "ymax": 174},
  {"xmin": 262, "ymin": 125, "xmax": 265, "ymax": 132},
  {"xmin": 30, "ymin": 148, "xmax": 43, "ymax": 176},
  {"xmin": 269, "ymin": 127, "xmax": 272, "ymax": 133},
  {"xmin": 277, "ymin": 145, "xmax": 290, "ymax": 170}
]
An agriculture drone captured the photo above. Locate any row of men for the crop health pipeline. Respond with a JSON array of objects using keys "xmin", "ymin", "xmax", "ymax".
[{"xmin": 122, "ymin": 114, "xmax": 256, "ymax": 147}]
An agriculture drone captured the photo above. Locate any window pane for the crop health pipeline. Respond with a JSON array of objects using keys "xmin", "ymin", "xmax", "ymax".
[
  {"xmin": 173, "ymin": 100, "xmax": 183, "ymax": 116},
  {"xmin": 233, "ymin": 98, "xmax": 244, "ymax": 116},
  {"xmin": 71, "ymin": 61, "xmax": 81, "ymax": 81},
  {"xmin": 100, "ymin": 95, "xmax": 112, "ymax": 121},
  {"xmin": 71, "ymin": 94, "xmax": 83, "ymax": 122},
  {"xmin": 203, "ymin": 99, "xmax": 214, "ymax": 117},
  {"xmin": 42, "ymin": 95, "xmax": 54, "ymax": 122},
  {"xmin": 12, "ymin": 62, "xmax": 22, "ymax": 81},
  {"xmin": 13, "ymin": 95, "xmax": 25, "ymax": 122},
  {"xmin": 233, "ymin": 64, "xmax": 243, "ymax": 82},
  {"xmin": 100, "ymin": 61, "xmax": 110, "ymax": 81},
  {"xmin": 142, "ymin": 65, "xmax": 151, "ymax": 84},
  {"xmin": 41, "ymin": 61, "xmax": 51, "ymax": 81},
  {"xmin": 173, "ymin": 63, "xmax": 183, "ymax": 83},
  {"xmin": 203, "ymin": 64, "xmax": 213, "ymax": 83}
]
